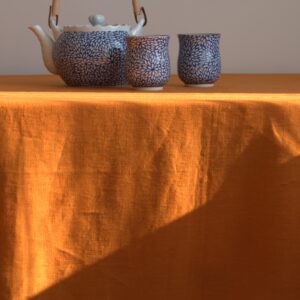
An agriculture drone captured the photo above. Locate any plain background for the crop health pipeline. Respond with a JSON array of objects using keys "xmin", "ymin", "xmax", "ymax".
[{"xmin": 0, "ymin": 0, "xmax": 299, "ymax": 75}]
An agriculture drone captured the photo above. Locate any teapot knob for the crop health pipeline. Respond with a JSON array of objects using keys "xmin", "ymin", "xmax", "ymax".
[{"xmin": 89, "ymin": 15, "xmax": 106, "ymax": 26}]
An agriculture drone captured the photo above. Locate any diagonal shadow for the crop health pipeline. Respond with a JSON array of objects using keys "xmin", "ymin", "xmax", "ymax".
[{"xmin": 30, "ymin": 134, "xmax": 300, "ymax": 300}]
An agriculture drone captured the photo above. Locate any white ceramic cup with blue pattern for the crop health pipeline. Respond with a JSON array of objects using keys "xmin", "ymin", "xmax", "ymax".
[
  {"xmin": 126, "ymin": 35, "xmax": 171, "ymax": 91},
  {"xmin": 178, "ymin": 33, "xmax": 221, "ymax": 87}
]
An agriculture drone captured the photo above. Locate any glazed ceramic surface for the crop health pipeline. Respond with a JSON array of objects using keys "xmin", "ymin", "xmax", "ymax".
[
  {"xmin": 53, "ymin": 30, "xmax": 128, "ymax": 86},
  {"xmin": 178, "ymin": 34, "xmax": 221, "ymax": 86},
  {"xmin": 29, "ymin": 7, "xmax": 145, "ymax": 86},
  {"xmin": 126, "ymin": 36, "xmax": 170, "ymax": 90}
]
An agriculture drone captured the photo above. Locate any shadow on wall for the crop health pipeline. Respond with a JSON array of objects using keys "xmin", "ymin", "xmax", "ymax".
[{"xmin": 30, "ymin": 135, "xmax": 300, "ymax": 300}]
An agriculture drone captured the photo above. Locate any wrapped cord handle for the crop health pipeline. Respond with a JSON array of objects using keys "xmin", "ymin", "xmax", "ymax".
[
  {"xmin": 132, "ymin": 0, "xmax": 147, "ymax": 26},
  {"xmin": 48, "ymin": 0, "xmax": 59, "ymax": 27},
  {"xmin": 49, "ymin": 0, "xmax": 147, "ymax": 28}
]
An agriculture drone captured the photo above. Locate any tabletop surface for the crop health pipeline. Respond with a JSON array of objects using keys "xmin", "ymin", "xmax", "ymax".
[
  {"xmin": 0, "ymin": 74, "xmax": 300, "ymax": 103},
  {"xmin": 1, "ymin": 74, "xmax": 300, "ymax": 299}
]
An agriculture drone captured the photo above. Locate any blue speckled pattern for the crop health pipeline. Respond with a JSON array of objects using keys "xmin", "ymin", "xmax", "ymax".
[
  {"xmin": 53, "ymin": 31, "xmax": 128, "ymax": 86},
  {"xmin": 178, "ymin": 34, "xmax": 221, "ymax": 85},
  {"xmin": 126, "ymin": 36, "xmax": 170, "ymax": 88}
]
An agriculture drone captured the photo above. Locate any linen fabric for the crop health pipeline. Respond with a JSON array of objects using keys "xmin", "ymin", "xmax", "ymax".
[{"xmin": 0, "ymin": 75, "xmax": 300, "ymax": 299}]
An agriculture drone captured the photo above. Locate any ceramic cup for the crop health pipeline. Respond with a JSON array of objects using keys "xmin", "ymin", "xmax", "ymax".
[
  {"xmin": 126, "ymin": 35, "xmax": 170, "ymax": 91},
  {"xmin": 178, "ymin": 33, "xmax": 221, "ymax": 87}
]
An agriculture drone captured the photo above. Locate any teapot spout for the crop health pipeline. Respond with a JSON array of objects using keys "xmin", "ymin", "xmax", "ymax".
[{"xmin": 29, "ymin": 25, "xmax": 58, "ymax": 74}]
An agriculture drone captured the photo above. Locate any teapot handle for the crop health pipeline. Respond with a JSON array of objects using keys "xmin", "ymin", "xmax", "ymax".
[
  {"xmin": 132, "ymin": 0, "xmax": 147, "ymax": 26},
  {"xmin": 49, "ymin": 0, "xmax": 147, "ymax": 28},
  {"xmin": 49, "ymin": 0, "xmax": 59, "ymax": 27}
]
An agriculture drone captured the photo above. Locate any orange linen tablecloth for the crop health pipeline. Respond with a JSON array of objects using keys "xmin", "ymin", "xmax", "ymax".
[{"xmin": 0, "ymin": 75, "xmax": 300, "ymax": 300}]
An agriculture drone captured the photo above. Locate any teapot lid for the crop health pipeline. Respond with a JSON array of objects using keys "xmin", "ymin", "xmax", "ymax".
[
  {"xmin": 63, "ymin": 15, "xmax": 131, "ymax": 33},
  {"xmin": 63, "ymin": 24, "xmax": 131, "ymax": 33}
]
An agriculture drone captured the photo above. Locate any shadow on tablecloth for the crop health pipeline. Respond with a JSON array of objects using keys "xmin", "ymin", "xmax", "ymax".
[{"xmin": 30, "ymin": 135, "xmax": 300, "ymax": 300}]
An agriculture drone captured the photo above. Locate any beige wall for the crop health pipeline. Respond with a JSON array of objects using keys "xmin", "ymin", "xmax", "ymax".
[{"xmin": 0, "ymin": 0, "xmax": 299, "ymax": 75}]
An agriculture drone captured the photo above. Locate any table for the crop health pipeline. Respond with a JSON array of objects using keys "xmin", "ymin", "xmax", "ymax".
[{"xmin": 1, "ymin": 75, "xmax": 300, "ymax": 300}]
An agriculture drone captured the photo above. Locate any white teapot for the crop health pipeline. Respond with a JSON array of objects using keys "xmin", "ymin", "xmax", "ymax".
[{"xmin": 29, "ymin": 0, "xmax": 147, "ymax": 86}]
